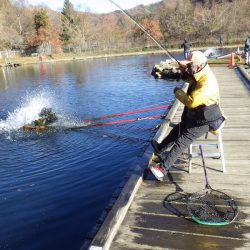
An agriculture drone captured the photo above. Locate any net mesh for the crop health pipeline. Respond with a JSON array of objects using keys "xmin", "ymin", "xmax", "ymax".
[
  {"xmin": 163, "ymin": 192, "xmax": 189, "ymax": 217},
  {"xmin": 187, "ymin": 188, "xmax": 238, "ymax": 224}
]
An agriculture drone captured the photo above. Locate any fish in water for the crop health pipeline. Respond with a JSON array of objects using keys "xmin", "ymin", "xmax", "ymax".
[{"xmin": 23, "ymin": 108, "xmax": 58, "ymax": 132}]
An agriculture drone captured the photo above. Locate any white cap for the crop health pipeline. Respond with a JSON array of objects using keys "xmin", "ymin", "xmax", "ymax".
[{"xmin": 187, "ymin": 51, "xmax": 207, "ymax": 65}]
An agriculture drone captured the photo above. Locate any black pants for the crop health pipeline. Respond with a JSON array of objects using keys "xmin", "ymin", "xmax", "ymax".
[{"xmin": 158, "ymin": 119, "xmax": 210, "ymax": 170}]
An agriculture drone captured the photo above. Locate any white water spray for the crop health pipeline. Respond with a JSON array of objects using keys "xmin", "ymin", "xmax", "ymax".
[
  {"xmin": 204, "ymin": 48, "xmax": 220, "ymax": 58},
  {"xmin": 0, "ymin": 92, "xmax": 53, "ymax": 132}
]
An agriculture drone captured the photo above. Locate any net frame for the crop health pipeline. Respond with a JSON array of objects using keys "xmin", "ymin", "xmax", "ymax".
[
  {"xmin": 187, "ymin": 145, "xmax": 238, "ymax": 225},
  {"xmin": 187, "ymin": 184, "xmax": 238, "ymax": 225}
]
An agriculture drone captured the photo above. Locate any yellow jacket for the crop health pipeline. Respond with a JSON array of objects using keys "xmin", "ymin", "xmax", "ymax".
[{"xmin": 175, "ymin": 64, "xmax": 220, "ymax": 108}]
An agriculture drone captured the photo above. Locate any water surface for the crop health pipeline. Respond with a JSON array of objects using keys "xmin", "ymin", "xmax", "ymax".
[{"xmin": 0, "ymin": 54, "xmax": 181, "ymax": 250}]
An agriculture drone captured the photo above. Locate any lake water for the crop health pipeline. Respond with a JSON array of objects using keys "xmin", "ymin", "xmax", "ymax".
[{"xmin": 0, "ymin": 54, "xmax": 182, "ymax": 250}]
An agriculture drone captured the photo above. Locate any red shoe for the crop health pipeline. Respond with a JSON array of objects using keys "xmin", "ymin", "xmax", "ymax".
[{"xmin": 149, "ymin": 163, "xmax": 166, "ymax": 181}]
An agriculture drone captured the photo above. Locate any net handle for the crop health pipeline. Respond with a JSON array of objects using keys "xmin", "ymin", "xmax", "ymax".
[{"xmin": 199, "ymin": 145, "xmax": 210, "ymax": 188}]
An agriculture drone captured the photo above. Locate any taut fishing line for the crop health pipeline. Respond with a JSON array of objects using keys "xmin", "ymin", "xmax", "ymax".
[{"xmin": 187, "ymin": 145, "xmax": 238, "ymax": 225}]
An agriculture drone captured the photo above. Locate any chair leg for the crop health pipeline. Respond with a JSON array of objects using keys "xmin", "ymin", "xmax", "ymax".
[
  {"xmin": 218, "ymin": 132, "xmax": 226, "ymax": 172},
  {"xmin": 188, "ymin": 132, "xmax": 226, "ymax": 173}
]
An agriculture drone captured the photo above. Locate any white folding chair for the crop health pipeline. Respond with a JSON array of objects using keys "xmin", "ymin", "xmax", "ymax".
[{"xmin": 188, "ymin": 131, "xmax": 226, "ymax": 173}]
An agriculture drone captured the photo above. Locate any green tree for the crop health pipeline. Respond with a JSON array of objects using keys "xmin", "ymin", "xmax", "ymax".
[
  {"xmin": 60, "ymin": 0, "xmax": 80, "ymax": 47},
  {"xmin": 34, "ymin": 9, "xmax": 48, "ymax": 32},
  {"xmin": 26, "ymin": 9, "xmax": 62, "ymax": 54}
]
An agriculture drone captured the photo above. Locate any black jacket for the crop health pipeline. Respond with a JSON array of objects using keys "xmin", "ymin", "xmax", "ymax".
[{"xmin": 181, "ymin": 39, "xmax": 192, "ymax": 51}]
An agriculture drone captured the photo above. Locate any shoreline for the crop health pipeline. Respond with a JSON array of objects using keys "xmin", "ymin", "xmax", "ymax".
[
  {"xmin": 2, "ymin": 44, "xmax": 249, "ymax": 86},
  {"xmin": 0, "ymin": 44, "xmax": 241, "ymax": 67}
]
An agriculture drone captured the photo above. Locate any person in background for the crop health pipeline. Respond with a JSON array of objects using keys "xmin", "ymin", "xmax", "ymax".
[
  {"xmin": 244, "ymin": 36, "xmax": 250, "ymax": 66},
  {"xmin": 150, "ymin": 51, "xmax": 225, "ymax": 181},
  {"xmin": 181, "ymin": 38, "xmax": 192, "ymax": 59},
  {"xmin": 219, "ymin": 35, "xmax": 224, "ymax": 47}
]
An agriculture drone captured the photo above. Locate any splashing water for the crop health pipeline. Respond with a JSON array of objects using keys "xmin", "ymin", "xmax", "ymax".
[
  {"xmin": 204, "ymin": 48, "xmax": 220, "ymax": 58},
  {"xmin": 0, "ymin": 92, "xmax": 53, "ymax": 132},
  {"xmin": 0, "ymin": 91, "xmax": 84, "ymax": 140}
]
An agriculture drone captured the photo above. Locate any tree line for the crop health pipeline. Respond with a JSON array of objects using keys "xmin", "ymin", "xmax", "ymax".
[{"xmin": 0, "ymin": 0, "xmax": 249, "ymax": 55}]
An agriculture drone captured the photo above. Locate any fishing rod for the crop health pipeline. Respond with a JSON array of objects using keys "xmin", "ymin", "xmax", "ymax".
[{"xmin": 108, "ymin": 0, "xmax": 180, "ymax": 64}]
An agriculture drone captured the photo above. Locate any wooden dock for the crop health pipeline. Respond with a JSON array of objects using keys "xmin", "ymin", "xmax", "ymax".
[{"xmin": 85, "ymin": 66, "xmax": 250, "ymax": 250}]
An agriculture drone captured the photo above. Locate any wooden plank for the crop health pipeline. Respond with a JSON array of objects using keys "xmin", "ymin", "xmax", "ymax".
[
  {"xmin": 128, "ymin": 199, "xmax": 250, "ymax": 219},
  {"xmin": 119, "ymin": 212, "xmax": 250, "ymax": 239},
  {"xmin": 112, "ymin": 225, "xmax": 250, "ymax": 250},
  {"xmin": 135, "ymin": 183, "xmax": 250, "ymax": 203}
]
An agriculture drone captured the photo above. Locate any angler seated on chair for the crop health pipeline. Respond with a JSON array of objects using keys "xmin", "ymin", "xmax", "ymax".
[
  {"xmin": 149, "ymin": 51, "xmax": 226, "ymax": 181},
  {"xmin": 23, "ymin": 108, "xmax": 58, "ymax": 132}
]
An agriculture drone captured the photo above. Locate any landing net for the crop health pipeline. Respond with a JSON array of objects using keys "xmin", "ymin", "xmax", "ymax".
[{"xmin": 187, "ymin": 187, "xmax": 238, "ymax": 225}]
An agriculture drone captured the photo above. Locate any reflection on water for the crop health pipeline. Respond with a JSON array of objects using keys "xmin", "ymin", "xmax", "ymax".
[{"xmin": 0, "ymin": 54, "xmax": 179, "ymax": 250}]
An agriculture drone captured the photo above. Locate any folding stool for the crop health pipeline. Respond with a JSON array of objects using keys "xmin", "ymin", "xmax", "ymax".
[{"xmin": 188, "ymin": 131, "xmax": 226, "ymax": 173}]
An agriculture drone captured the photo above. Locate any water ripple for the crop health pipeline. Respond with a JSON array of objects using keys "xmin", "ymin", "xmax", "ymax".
[{"xmin": 0, "ymin": 54, "xmax": 176, "ymax": 250}]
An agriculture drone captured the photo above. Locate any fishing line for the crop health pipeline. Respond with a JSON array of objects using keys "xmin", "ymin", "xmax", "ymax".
[
  {"xmin": 71, "ymin": 115, "xmax": 162, "ymax": 130},
  {"xmin": 70, "ymin": 127, "xmax": 149, "ymax": 145},
  {"xmin": 107, "ymin": 0, "xmax": 180, "ymax": 63},
  {"xmin": 82, "ymin": 104, "xmax": 170, "ymax": 123}
]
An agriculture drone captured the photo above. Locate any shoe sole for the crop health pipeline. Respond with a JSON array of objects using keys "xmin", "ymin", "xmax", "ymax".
[{"xmin": 149, "ymin": 166, "xmax": 165, "ymax": 181}]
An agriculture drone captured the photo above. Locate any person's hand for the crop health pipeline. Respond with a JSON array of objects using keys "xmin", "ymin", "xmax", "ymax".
[
  {"xmin": 179, "ymin": 62, "xmax": 194, "ymax": 76},
  {"xmin": 174, "ymin": 87, "xmax": 180, "ymax": 94},
  {"xmin": 178, "ymin": 63, "xmax": 187, "ymax": 73}
]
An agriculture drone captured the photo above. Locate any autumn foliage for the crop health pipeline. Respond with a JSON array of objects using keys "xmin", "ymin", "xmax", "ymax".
[{"xmin": 0, "ymin": 0, "xmax": 249, "ymax": 54}]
